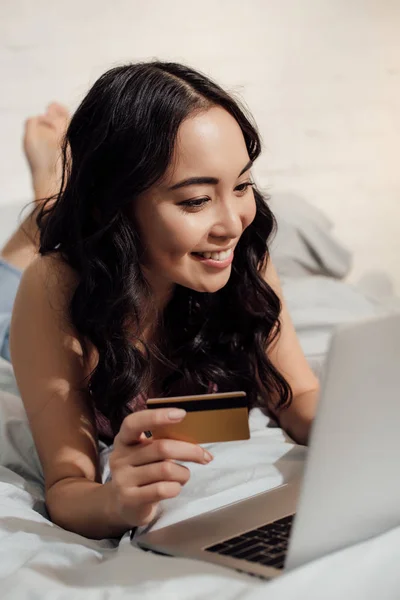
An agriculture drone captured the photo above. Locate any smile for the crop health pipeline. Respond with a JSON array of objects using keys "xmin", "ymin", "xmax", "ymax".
[
  {"xmin": 191, "ymin": 248, "xmax": 234, "ymax": 269},
  {"xmin": 193, "ymin": 249, "xmax": 233, "ymax": 261}
]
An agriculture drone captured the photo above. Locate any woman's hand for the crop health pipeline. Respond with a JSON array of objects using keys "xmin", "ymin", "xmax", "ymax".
[{"xmin": 108, "ymin": 408, "xmax": 213, "ymax": 528}]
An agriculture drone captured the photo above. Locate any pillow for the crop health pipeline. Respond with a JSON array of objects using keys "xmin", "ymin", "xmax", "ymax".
[{"xmin": 269, "ymin": 192, "xmax": 352, "ymax": 279}]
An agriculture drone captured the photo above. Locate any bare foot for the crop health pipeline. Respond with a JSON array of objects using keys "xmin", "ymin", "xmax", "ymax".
[{"xmin": 23, "ymin": 102, "xmax": 70, "ymax": 201}]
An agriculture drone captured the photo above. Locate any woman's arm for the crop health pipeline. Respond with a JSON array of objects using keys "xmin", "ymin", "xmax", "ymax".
[
  {"xmin": 262, "ymin": 259, "xmax": 320, "ymax": 445},
  {"xmin": 10, "ymin": 255, "xmax": 131, "ymax": 538},
  {"xmin": 10, "ymin": 255, "xmax": 210, "ymax": 538}
]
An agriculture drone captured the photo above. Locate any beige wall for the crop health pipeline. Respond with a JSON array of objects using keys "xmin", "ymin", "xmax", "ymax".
[{"xmin": 1, "ymin": 0, "xmax": 399, "ymax": 289}]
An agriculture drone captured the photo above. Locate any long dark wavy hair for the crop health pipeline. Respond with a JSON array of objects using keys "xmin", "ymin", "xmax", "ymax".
[{"xmin": 37, "ymin": 61, "xmax": 292, "ymax": 436}]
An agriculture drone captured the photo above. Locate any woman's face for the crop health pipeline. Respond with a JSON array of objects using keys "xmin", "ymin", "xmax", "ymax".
[{"xmin": 133, "ymin": 106, "xmax": 257, "ymax": 301}]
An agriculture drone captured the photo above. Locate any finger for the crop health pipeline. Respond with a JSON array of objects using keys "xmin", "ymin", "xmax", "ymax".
[
  {"xmin": 119, "ymin": 481, "xmax": 182, "ymax": 512},
  {"xmin": 116, "ymin": 407, "xmax": 187, "ymax": 446},
  {"xmin": 114, "ymin": 460, "xmax": 191, "ymax": 489},
  {"xmin": 134, "ymin": 502, "xmax": 159, "ymax": 527},
  {"xmin": 138, "ymin": 431, "xmax": 153, "ymax": 445},
  {"xmin": 131, "ymin": 438, "xmax": 212, "ymax": 467}
]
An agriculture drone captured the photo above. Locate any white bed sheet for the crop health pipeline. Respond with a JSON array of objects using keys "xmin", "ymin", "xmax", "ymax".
[{"xmin": 1, "ymin": 360, "xmax": 400, "ymax": 599}]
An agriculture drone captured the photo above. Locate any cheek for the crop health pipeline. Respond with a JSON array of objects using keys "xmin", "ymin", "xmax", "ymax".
[
  {"xmin": 243, "ymin": 194, "xmax": 257, "ymax": 228},
  {"xmin": 145, "ymin": 211, "xmax": 205, "ymax": 260}
]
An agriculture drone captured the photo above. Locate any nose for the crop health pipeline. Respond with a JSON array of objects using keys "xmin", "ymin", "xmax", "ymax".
[{"xmin": 209, "ymin": 199, "xmax": 244, "ymax": 241}]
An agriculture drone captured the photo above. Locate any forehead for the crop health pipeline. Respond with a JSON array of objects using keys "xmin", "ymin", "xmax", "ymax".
[{"xmin": 164, "ymin": 106, "xmax": 250, "ymax": 183}]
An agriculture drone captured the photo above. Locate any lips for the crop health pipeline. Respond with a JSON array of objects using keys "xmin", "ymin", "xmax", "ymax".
[
  {"xmin": 192, "ymin": 248, "xmax": 233, "ymax": 262},
  {"xmin": 192, "ymin": 248, "xmax": 233, "ymax": 261},
  {"xmin": 191, "ymin": 247, "xmax": 234, "ymax": 270}
]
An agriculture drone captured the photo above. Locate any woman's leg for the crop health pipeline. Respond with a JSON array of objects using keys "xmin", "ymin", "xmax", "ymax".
[{"xmin": 0, "ymin": 102, "xmax": 70, "ymax": 272}]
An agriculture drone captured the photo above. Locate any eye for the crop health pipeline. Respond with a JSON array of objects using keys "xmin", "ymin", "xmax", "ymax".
[
  {"xmin": 178, "ymin": 197, "xmax": 210, "ymax": 211},
  {"xmin": 235, "ymin": 181, "xmax": 255, "ymax": 195}
]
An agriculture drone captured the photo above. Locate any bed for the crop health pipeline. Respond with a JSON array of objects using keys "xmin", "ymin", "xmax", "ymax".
[{"xmin": 1, "ymin": 196, "xmax": 399, "ymax": 599}]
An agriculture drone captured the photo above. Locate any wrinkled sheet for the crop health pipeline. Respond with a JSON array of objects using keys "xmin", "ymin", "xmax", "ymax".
[{"xmin": 1, "ymin": 361, "xmax": 400, "ymax": 599}]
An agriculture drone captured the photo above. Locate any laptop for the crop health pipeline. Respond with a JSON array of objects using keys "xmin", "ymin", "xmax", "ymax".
[{"xmin": 136, "ymin": 313, "xmax": 400, "ymax": 579}]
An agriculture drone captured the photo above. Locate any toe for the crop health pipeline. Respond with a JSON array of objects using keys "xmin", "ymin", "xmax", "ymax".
[
  {"xmin": 37, "ymin": 115, "xmax": 56, "ymax": 129},
  {"xmin": 24, "ymin": 116, "xmax": 42, "ymax": 135},
  {"xmin": 47, "ymin": 102, "xmax": 70, "ymax": 119}
]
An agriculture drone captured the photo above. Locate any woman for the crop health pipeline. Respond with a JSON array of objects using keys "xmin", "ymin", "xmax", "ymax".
[{"xmin": 4, "ymin": 62, "xmax": 319, "ymax": 539}]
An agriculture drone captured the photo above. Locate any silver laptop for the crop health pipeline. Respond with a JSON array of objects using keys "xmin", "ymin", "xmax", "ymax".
[{"xmin": 137, "ymin": 314, "xmax": 400, "ymax": 579}]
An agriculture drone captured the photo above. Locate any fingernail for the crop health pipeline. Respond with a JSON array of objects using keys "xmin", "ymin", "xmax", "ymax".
[
  {"xmin": 168, "ymin": 408, "xmax": 186, "ymax": 421},
  {"xmin": 203, "ymin": 450, "xmax": 213, "ymax": 463}
]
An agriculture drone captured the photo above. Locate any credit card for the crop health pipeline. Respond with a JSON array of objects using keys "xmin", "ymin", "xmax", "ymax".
[{"xmin": 146, "ymin": 391, "xmax": 249, "ymax": 444}]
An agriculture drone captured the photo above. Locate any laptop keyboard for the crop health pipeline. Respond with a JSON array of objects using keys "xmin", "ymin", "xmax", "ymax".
[{"xmin": 205, "ymin": 514, "xmax": 294, "ymax": 570}]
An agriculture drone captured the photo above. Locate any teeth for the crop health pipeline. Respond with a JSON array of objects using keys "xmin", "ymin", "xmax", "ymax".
[{"xmin": 199, "ymin": 249, "xmax": 232, "ymax": 261}]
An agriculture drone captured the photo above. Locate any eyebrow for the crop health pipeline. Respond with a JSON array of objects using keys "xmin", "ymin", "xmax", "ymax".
[{"xmin": 168, "ymin": 159, "xmax": 253, "ymax": 191}]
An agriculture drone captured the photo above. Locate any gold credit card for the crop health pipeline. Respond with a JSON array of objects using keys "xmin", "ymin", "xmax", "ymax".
[{"xmin": 146, "ymin": 391, "xmax": 250, "ymax": 444}]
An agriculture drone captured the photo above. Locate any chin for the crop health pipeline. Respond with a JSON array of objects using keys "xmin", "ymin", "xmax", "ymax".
[{"xmin": 187, "ymin": 273, "xmax": 231, "ymax": 294}]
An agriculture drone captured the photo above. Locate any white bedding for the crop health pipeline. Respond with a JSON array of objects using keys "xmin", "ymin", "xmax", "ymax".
[{"xmin": 1, "ymin": 359, "xmax": 400, "ymax": 599}]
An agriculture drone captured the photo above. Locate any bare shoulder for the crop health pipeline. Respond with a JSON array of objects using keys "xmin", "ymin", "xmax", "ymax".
[
  {"xmin": 10, "ymin": 252, "xmax": 86, "ymax": 392},
  {"xmin": 259, "ymin": 255, "xmax": 281, "ymax": 292},
  {"xmin": 17, "ymin": 254, "xmax": 83, "ymax": 340},
  {"xmin": 22, "ymin": 253, "xmax": 79, "ymax": 308},
  {"xmin": 260, "ymin": 256, "xmax": 319, "ymax": 395}
]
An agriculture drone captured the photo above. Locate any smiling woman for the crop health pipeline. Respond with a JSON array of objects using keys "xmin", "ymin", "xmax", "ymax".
[
  {"xmin": 134, "ymin": 107, "xmax": 257, "ymax": 295},
  {"xmin": 6, "ymin": 61, "xmax": 319, "ymax": 539}
]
